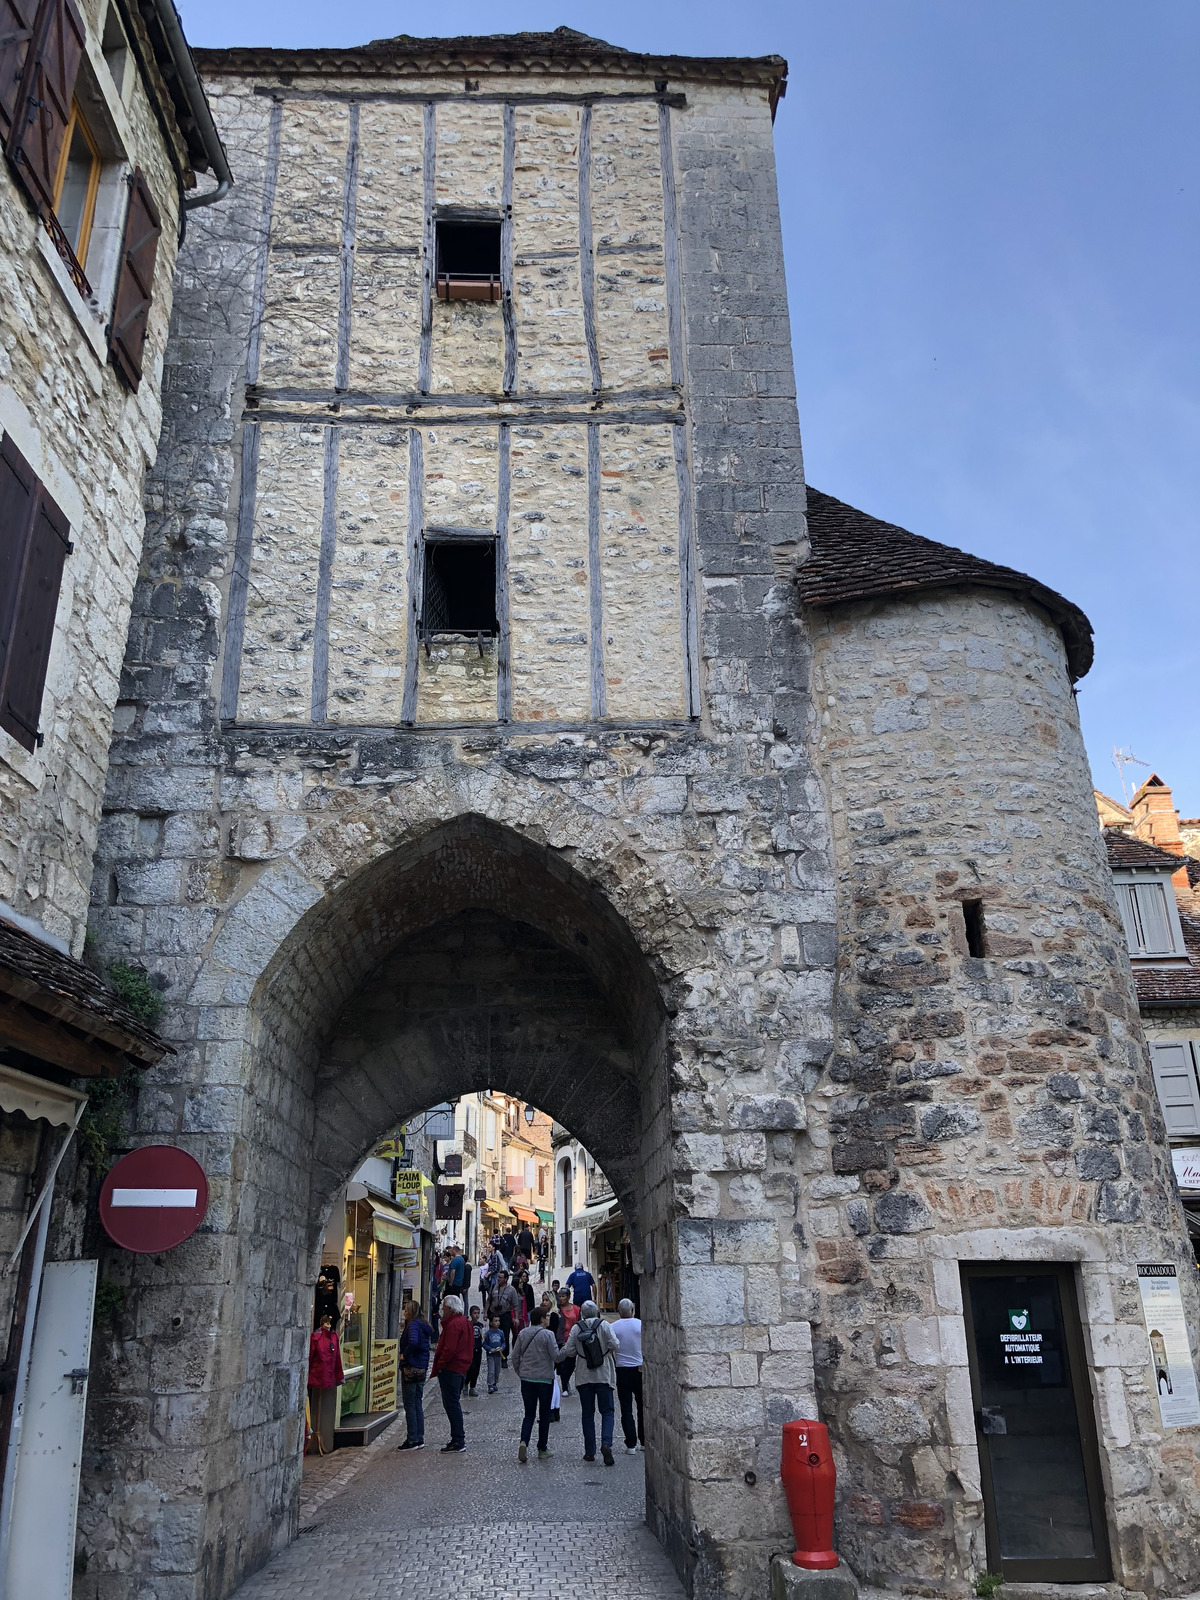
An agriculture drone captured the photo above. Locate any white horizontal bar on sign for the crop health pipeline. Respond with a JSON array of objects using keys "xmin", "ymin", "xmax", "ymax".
[{"xmin": 111, "ymin": 1188, "xmax": 197, "ymax": 1208}]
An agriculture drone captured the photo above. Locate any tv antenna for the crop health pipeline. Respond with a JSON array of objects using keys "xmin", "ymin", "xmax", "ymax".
[{"xmin": 1113, "ymin": 746, "xmax": 1150, "ymax": 807}]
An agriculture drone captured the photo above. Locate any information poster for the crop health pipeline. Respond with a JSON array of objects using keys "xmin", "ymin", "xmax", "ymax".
[
  {"xmin": 1136, "ymin": 1264, "xmax": 1200, "ymax": 1428},
  {"xmin": 369, "ymin": 1339, "xmax": 398, "ymax": 1414}
]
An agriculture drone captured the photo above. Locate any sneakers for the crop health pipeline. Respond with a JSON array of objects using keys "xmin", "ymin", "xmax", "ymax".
[
  {"xmin": 602, "ymin": 1446, "xmax": 615, "ymax": 1466},
  {"xmin": 398, "ymin": 1440, "xmax": 425, "ymax": 1451},
  {"xmin": 583, "ymin": 1453, "xmax": 596, "ymax": 1463},
  {"xmin": 625, "ymin": 1445, "xmax": 639, "ymax": 1455},
  {"xmin": 440, "ymin": 1441, "xmax": 467, "ymax": 1452},
  {"xmin": 518, "ymin": 1441, "xmax": 528, "ymax": 1463},
  {"xmin": 537, "ymin": 1449, "xmax": 552, "ymax": 1459},
  {"xmin": 467, "ymin": 1388, "xmax": 478, "ymax": 1398}
]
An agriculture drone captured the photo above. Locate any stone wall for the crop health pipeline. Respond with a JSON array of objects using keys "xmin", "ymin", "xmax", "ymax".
[
  {"xmin": 0, "ymin": 1, "xmax": 182, "ymax": 954},
  {"xmin": 78, "ymin": 63, "xmax": 832, "ymax": 1600},
  {"xmin": 804, "ymin": 587, "xmax": 1200, "ymax": 1594}
]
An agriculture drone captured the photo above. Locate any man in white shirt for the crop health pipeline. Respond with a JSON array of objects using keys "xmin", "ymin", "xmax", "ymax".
[{"xmin": 611, "ymin": 1297, "xmax": 644, "ymax": 1453}]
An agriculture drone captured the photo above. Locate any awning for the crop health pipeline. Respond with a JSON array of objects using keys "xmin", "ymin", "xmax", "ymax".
[
  {"xmin": 366, "ymin": 1198, "xmax": 416, "ymax": 1249},
  {"xmin": 511, "ymin": 1205, "xmax": 538, "ymax": 1225},
  {"xmin": 482, "ymin": 1199, "xmax": 515, "ymax": 1221},
  {"xmin": 0, "ymin": 1063, "xmax": 86, "ymax": 1127},
  {"xmin": 536, "ymin": 1209, "xmax": 554, "ymax": 1226},
  {"xmin": 569, "ymin": 1200, "xmax": 622, "ymax": 1234}
]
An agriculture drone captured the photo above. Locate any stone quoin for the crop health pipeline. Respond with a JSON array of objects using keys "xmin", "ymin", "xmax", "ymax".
[{"xmin": 62, "ymin": 25, "xmax": 1200, "ymax": 1600}]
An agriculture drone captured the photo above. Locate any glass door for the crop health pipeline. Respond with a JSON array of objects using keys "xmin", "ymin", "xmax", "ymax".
[{"xmin": 962, "ymin": 1264, "xmax": 1110, "ymax": 1582}]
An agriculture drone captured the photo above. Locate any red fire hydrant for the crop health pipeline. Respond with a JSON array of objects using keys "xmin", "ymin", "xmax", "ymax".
[{"xmin": 781, "ymin": 1419, "xmax": 839, "ymax": 1569}]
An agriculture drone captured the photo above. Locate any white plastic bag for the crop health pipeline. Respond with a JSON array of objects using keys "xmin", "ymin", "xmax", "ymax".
[{"xmin": 551, "ymin": 1374, "xmax": 562, "ymax": 1410}]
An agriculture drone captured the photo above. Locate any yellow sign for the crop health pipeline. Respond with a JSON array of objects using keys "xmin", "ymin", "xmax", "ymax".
[
  {"xmin": 394, "ymin": 1170, "xmax": 434, "ymax": 1230},
  {"xmin": 369, "ymin": 1339, "xmax": 398, "ymax": 1413},
  {"xmin": 374, "ymin": 1136, "xmax": 404, "ymax": 1158}
]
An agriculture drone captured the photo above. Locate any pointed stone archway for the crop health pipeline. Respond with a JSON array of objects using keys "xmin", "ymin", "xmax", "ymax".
[{"xmin": 81, "ymin": 796, "xmax": 818, "ymax": 1600}]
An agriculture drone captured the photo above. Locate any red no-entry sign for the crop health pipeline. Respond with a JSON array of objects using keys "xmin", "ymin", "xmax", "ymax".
[{"xmin": 99, "ymin": 1145, "xmax": 209, "ymax": 1253}]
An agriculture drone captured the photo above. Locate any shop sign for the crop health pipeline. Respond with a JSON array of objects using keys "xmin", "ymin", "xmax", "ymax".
[
  {"xmin": 99, "ymin": 1146, "xmax": 209, "ymax": 1253},
  {"xmin": 436, "ymin": 1184, "xmax": 464, "ymax": 1221},
  {"xmin": 474, "ymin": 1188, "xmax": 487, "ymax": 1203},
  {"xmin": 1136, "ymin": 1264, "xmax": 1200, "ymax": 1428},
  {"xmin": 374, "ymin": 1134, "xmax": 404, "ymax": 1159},
  {"xmin": 1171, "ymin": 1148, "xmax": 1200, "ymax": 1190},
  {"xmin": 369, "ymin": 1338, "xmax": 398, "ymax": 1413},
  {"xmin": 394, "ymin": 1169, "xmax": 433, "ymax": 1230},
  {"xmin": 442, "ymin": 1153, "xmax": 463, "ymax": 1177}
]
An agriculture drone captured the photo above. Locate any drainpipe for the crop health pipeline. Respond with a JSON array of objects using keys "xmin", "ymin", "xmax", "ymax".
[{"xmin": 152, "ymin": 0, "xmax": 233, "ymax": 210}]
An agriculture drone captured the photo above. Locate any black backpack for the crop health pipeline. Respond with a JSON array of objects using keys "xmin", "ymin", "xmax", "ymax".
[{"xmin": 579, "ymin": 1316, "xmax": 606, "ymax": 1370}]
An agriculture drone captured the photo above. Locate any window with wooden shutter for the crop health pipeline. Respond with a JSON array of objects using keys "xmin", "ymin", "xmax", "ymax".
[
  {"xmin": 108, "ymin": 167, "xmax": 161, "ymax": 392},
  {"xmin": 1115, "ymin": 878, "xmax": 1182, "ymax": 957},
  {"xmin": 0, "ymin": 432, "xmax": 71, "ymax": 752},
  {"xmin": 1150, "ymin": 1041, "xmax": 1200, "ymax": 1139},
  {"xmin": 6, "ymin": 0, "xmax": 85, "ymax": 218},
  {"xmin": 0, "ymin": 0, "xmax": 41, "ymax": 143}
]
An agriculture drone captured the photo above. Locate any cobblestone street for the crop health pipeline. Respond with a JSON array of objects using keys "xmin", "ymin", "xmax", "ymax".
[{"xmin": 231, "ymin": 1372, "xmax": 684, "ymax": 1598}]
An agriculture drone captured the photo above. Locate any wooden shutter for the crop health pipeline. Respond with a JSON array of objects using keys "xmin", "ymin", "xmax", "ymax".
[
  {"xmin": 1133, "ymin": 881, "xmax": 1174, "ymax": 955},
  {"xmin": 1150, "ymin": 1041, "xmax": 1200, "ymax": 1139},
  {"xmin": 0, "ymin": 432, "xmax": 37, "ymax": 704},
  {"xmin": 6, "ymin": 0, "xmax": 84, "ymax": 217},
  {"xmin": 0, "ymin": 466, "xmax": 69, "ymax": 751},
  {"xmin": 0, "ymin": 0, "xmax": 41, "ymax": 143},
  {"xmin": 108, "ymin": 168, "xmax": 161, "ymax": 392}
]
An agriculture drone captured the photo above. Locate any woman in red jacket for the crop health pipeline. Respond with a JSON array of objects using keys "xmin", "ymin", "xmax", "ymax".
[{"xmin": 429, "ymin": 1294, "xmax": 473, "ymax": 1452}]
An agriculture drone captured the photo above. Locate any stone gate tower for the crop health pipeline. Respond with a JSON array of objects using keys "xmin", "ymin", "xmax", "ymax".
[{"xmin": 79, "ymin": 26, "xmax": 1200, "ymax": 1600}]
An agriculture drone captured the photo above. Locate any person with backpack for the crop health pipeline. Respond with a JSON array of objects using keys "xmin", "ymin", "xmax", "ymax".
[
  {"xmin": 511, "ymin": 1305, "xmax": 559, "ymax": 1461},
  {"xmin": 556, "ymin": 1298, "xmax": 619, "ymax": 1465}
]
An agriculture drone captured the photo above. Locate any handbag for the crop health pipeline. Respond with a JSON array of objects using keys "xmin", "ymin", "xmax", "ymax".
[{"xmin": 401, "ymin": 1364, "xmax": 425, "ymax": 1384}]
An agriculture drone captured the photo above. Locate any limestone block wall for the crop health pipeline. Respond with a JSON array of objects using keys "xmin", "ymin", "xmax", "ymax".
[
  {"xmin": 804, "ymin": 587, "xmax": 1200, "ymax": 1595},
  {"xmin": 79, "ymin": 60, "xmax": 831, "ymax": 1600},
  {"xmin": 0, "ymin": 9, "xmax": 182, "ymax": 953},
  {"xmin": 215, "ymin": 73, "xmax": 695, "ymax": 734}
]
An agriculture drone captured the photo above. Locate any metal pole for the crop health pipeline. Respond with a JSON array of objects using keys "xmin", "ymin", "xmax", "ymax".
[{"xmin": 0, "ymin": 1168, "xmax": 55, "ymax": 1600}]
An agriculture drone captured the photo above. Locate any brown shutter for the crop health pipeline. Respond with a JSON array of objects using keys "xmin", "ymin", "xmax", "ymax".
[
  {"xmin": 0, "ymin": 431, "xmax": 37, "ymax": 710},
  {"xmin": 108, "ymin": 168, "xmax": 162, "ymax": 392},
  {"xmin": 0, "ymin": 0, "xmax": 41, "ymax": 143},
  {"xmin": 0, "ymin": 470, "xmax": 69, "ymax": 751},
  {"xmin": 6, "ymin": 0, "xmax": 84, "ymax": 216}
]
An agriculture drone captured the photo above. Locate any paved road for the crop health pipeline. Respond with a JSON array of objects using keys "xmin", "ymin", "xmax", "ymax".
[{"xmin": 232, "ymin": 1372, "xmax": 685, "ymax": 1599}]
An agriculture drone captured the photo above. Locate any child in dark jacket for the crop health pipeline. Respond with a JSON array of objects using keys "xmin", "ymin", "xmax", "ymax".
[{"xmin": 483, "ymin": 1316, "xmax": 506, "ymax": 1393}]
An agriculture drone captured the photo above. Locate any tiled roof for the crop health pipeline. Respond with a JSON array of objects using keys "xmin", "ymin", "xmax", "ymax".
[
  {"xmin": 799, "ymin": 488, "xmax": 1094, "ymax": 681},
  {"xmin": 1134, "ymin": 914, "xmax": 1200, "ymax": 1009},
  {"xmin": 194, "ymin": 27, "xmax": 788, "ymax": 101},
  {"xmin": 1103, "ymin": 828, "xmax": 1192, "ymax": 873},
  {"xmin": 0, "ymin": 919, "xmax": 166, "ymax": 1065}
]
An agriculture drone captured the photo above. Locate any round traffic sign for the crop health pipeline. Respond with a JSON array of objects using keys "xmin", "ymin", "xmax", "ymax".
[{"xmin": 99, "ymin": 1145, "xmax": 209, "ymax": 1253}]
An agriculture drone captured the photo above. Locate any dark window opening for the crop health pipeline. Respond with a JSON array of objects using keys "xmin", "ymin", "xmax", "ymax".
[
  {"xmin": 963, "ymin": 898, "xmax": 987, "ymax": 958},
  {"xmin": 436, "ymin": 218, "xmax": 501, "ymax": 302},
  {"xmin": 421, "ymin": 541, "xmax": 497, "ymax": 640}
]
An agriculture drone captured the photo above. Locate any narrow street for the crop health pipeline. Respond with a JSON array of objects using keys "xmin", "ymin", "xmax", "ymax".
[{"xmin": 231, "ymin": 1372, "xmax": 685, "ymax": 1599}]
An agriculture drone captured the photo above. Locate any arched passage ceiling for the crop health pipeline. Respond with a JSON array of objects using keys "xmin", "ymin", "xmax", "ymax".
[{"xmin": 244, "ymin": 816, "xmax": 669, "ymax": 1241}]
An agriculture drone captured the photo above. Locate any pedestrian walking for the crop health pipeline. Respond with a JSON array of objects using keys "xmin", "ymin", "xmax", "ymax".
[
  {"xmin": 517, "ymin": 1223, "xmax": 535, "ymax": 1261},
  {"xmin": 498, "ymin": 1229, "xmax": 516, "ymax": 1268},
  {"xmin": 511, "ymin": 1306, "xmax": 559, "ymax": 1461},
  {"xmin": 566, "ymin": 1260, "xmax": 596, "ymax": 1306},
  {"xmin": 466, "ymin": 1304, "xmax": 484, "ymax": 1396},
  {"xmin": 484, "ymin": 1315, "xmax": 506, "ymax": 1392},
  {"xmin": 488, "ymin": 1270, "xmax": 520, "ymax": 1361},
  {"xmin": 430, "ymin": 1294, "xmax": 473, "ymax": 1452},
  {"xmin": 612, "ymin": 1297, "xmax": 644, "ymax": 1453},
  {"xmin": 396, "ymin": 1300, "xmax": 433, "ymax": 1450},
  {"xmin": 555, "ymin": 1289, "xmax": 579, "ymax": 1395},
  {"xmin": 557, "ymin": 1299, "xmax": 619, "ymax": 1465}
]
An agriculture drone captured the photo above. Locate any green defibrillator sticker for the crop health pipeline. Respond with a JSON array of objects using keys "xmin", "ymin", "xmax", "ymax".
[{"xmin": 1008, "ymin": 1309, "xmax": 1030, "ymax": 1332}]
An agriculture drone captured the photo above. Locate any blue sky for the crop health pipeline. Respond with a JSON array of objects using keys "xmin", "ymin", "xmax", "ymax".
[{"xmin": 186, "ymin": 1, "xmax": 1200, "ymax": 815}]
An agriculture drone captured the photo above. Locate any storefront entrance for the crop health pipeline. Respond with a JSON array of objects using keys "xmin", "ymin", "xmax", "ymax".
[{"xmin": 962, "ymin": 1264, "xmax": 1110, "ymax": 1582}]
